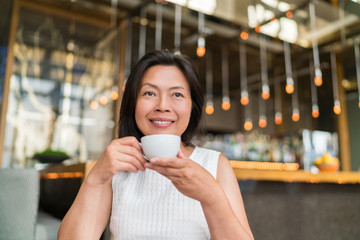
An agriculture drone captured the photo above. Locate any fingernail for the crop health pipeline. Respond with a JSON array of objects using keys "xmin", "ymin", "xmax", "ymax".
[{"xmin": 150, "ymin": 158, "xmax": 158, "ymax": 164}]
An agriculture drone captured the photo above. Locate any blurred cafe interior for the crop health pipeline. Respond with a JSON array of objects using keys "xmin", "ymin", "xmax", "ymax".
[{"xmin": 0, "ymin": 0, "xmax": 360, "ymax": 239}]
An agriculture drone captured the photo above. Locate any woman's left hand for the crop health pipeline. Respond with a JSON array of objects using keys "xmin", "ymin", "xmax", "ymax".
[{"xmin": 144, "ymin": 150, "xmax": 221, "ymax": 203}]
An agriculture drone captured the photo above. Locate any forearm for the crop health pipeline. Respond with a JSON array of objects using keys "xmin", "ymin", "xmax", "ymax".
[
  {"xmin": 58, "ymin": 179, "xmax": 112, "ymax": 240},
  {"xmin": 201, "ymin": 186, "xmax": 254, "ymax": 240}
]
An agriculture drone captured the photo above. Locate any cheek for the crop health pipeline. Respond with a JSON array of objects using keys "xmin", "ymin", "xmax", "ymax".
[
  {"xmin": 177, "ymin": 100, "xmax": 192, "ymax": 122},
  {"xmin": 135, "ymin": 100, "xmax": 149, "ymax": 122}
]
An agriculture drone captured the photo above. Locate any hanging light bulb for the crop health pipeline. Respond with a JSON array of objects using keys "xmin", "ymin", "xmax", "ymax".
[
  {"xmin": 330, "ymin": 51, "xmax": 341, "ymax": 115},
  {"xmin": 239, "ymin": 40, "xmax": 249, "ymax": 105},
  {"xmin": 283, "ymin": 41, "xmax": 294, "ymax": 94},
  {"xmin": 197, "ymin": 12, "xmax": 206, "ymax": 57},
  {"xmin": 309, "ymin": 1, "xmax": 323, "ymax": 87},
  {"xmin": 260, "ymin": 36, "xmax": 270, "ymax": 100},
  {"xmin": 333, "ymin": 100, "xmax": 341, "ymax": 115},
  {"xmin": 222, "ymin": 96, "xmax": 231, "ymax": 111},
  {"xmin": 286, "ymin": 83, "xmax": 294, "ymax": 94},
  {"xmin": 205, "ymin": 101, "xmax": 214, "ymax": 115},
  {"xmin": 286, "ymin": 10, "xmax": 293, "ymax": 19},
  {"xmin": 292, "ymin": 108, "xmax": 300, "ymax": 122},
  {"xmin": 222, "ymin": 45, "xmax": 230, "ymax": 111},
  {"xmin": 99, "ymin": 96, "xmax": 109, "ymax": 105},
  {"xmin": 275, "ymin": 112, "xmax": 282, "ymax": 125},
  {"xmin": 274, "ymin": 77, "xmax": 282, "ymax": 125},
  {"xmin": 314, "ymin": 68, "xmax": 323, "ymax": 86},
  {"xmin": 259, "ymin": 115, "xmax": 267, "ymax": 128},
  {"xmin": 244, "ymin": 91, "xmax": 252, "ymax": 131},
  {"xmin": 258, "ymin": 90, "xmax": 267, "ymax": 128},
  {"xmin": 310, "ymin": 59, "xmax": 320, "ymax": 118},
  {"xmin": 291, "ymin": 75, "xmax": 300, "ymax": 122},
  {"xmin": 312, "ymin": 104, "xmax": 319, "ymax": 118},
  {"xmin": 90, "ymin": 100, "xmax": 99, "ymax": 110},
  {"xmin": 205, "ymin": 51, "xmax": 214, "ymax": 115},
  {"xmin": 244, "ymin": 119, "xmax": 253, "ymax": 131},
  {"xmin": 262, "ymin": 84, "xmax": 270, "ymax": 100},
  {"xmin": 354, "ymin": 42, "xmax": 360, "ymax": 109},
  {"xmin": 241, "ymin": 91, "xmax": 249, "ymax": 105},
  {"xmin": 110, "ymin": 89, "xmax": 119, "ymax": 100},
  {"xmin": 197, "ymin": 37, "xmax": 206, "ymax": 57},
  {"xmin": 240, "ymin": 30, "xmax": 249, "ymax": 40}
]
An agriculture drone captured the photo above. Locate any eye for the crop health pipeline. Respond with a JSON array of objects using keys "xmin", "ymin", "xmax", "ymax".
[
  {"xmin": 143, "ymin": 91, "xmax": 155, "ymax": 96},
  {"xmin": 173, "ymin": 92, "xmax": 184, "ymax": 98}
]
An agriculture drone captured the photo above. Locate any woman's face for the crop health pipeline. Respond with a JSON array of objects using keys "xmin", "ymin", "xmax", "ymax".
[{"xmin": 135, "ymin": 65, "xmax": 192, "ymax": 137}]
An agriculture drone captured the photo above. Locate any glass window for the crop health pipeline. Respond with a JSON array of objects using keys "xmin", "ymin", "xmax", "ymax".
[{"xmin": 3, "ymin": 6, "xmax": 120, "ymax": 167}]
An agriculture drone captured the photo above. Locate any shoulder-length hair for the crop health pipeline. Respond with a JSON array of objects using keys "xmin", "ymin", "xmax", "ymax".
[{"xmin": 118, "ymin": 50, "xmax": 204, "ymax": 146}]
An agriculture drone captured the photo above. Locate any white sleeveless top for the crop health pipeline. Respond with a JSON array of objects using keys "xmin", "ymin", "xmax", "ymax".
[{"xmin": 110, "ymin": 146, "xmax": 220, "ymax": 240}]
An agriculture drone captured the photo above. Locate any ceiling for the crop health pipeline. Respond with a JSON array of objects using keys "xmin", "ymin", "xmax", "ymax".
[{"xmin": 13, "ymin": 0, "xmax": 360, "ymax": 131}]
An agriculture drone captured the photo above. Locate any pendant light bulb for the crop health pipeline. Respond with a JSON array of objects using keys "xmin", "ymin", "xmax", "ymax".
[
  {"xmin": 110, "ymin": 90, "xmax": 119, "ymax": 100},
  {"xmin": 286, "ymin": 83, "xmax": 294, "ymax": 94},
  {"xmin": 222, "ymin": 96, "xmax": 231, "ymax": 111},
  {"xmin": 240, "ymin": 90, "xmax": 249, "ymax": 105},
  {"xmin": 90, "ymin": 100, "xmax": 99, "ymax": 110},
  {"xmin": 259, "ymin": 115, "xmax": 267, "ymax": 128},
  {"xmin": 314, "ymin": 67, "xmax": 323, "ymax": 86},
  {"xmin": 244, "ymin": 119, "xmax": 253, "ymax": 131},
  {"xmin": 333, "ymin": 100, "xmax": 341, "ymax": 115},
  {"xmin": 197, "ymin": 37, "xmax": 206, "ymax": 57},
  {"xmin": 292, "ymin": 108, "xmax": 300, "ymax": 122},
  {"xmin": 286, "ymin": 11, "xmax": 293, "ymax": 18},
  {"xmin": 261, "ymin": 84, "xmax": 270, "ymax": 100},
  {"xmin": 274, "ymin": 112, "xmax": 282, "ymax": 125},
  {"xmin": 99, "ymin": 96, "xmax": 109, "ymax": 106},
  {"xmin": 312, "ymin": 105, "xmax": 319, "ymax": 118},
  {"xmin": 285, "ymin": 76, "xmax": 294, "ymax": 94},
  {"xmin": 240, "ymin": 30, "xmax": 249, "ymax": 40},
  {"xmin": 205, "ymin": 100, "xmax": 214, "ymax": 115}
]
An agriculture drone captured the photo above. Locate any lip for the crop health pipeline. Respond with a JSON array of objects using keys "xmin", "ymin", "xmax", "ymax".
[{"xmin": 149, "ymin": 118, "xmax": 175, "ymax": 128}]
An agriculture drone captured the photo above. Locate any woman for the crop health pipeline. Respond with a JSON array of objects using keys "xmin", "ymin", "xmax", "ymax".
[{"xmin": 58, "ymin": 50, "xmax": 253, "ymax": 240}]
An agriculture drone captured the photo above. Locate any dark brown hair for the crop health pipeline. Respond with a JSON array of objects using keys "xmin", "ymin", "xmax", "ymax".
[{"xmin": 118, "ymin": 50, "xmax": 204, "ymax": 146}]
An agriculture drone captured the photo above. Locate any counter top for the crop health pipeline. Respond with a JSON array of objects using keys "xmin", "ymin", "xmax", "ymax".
[
  {"xmin": 39, "ymin": 160, "xmax": 360, "ymax": 184},
  {"xmin": 232, "ymin": 167, "xmax": 360, "ymax": 184}
]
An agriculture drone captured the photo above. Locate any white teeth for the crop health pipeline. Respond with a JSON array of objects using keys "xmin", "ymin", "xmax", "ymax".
[{"xmin": 152, "ymin": 120, "xmax": 172, "ymax": 124}]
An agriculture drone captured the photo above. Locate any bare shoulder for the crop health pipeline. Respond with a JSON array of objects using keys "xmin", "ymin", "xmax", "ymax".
[{"xmin": 216, "ymin": 153, "xmax": 236, "ymax": 182}]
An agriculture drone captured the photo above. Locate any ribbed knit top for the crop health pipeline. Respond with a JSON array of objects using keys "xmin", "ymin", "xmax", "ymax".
[{"xmin": 110, "ymin": 146, "xmax": 220, "ymax": 240}]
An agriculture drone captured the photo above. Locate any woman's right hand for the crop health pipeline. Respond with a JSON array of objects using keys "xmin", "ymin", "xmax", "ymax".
[{"xmin": 86, "ymin": 136, "xmax": 146, "ymax": 186}]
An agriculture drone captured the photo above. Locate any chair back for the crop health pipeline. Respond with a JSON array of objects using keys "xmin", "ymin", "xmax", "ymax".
[{"xmin": 0, "ymin": 168, "xmax": 39, "ymax": 240}]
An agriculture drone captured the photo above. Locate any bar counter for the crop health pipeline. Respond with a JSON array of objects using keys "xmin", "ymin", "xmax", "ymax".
[
  {"xmin": 231, "ymin": 165, "xmax": 360, "ymax": 185},
  {"xmin": 39, "ymin": 160, "xmax": 360, "ymax": 184},
  {"xmin": 38, "ymin": 161, "xmax": 360, "ymax": 239}
]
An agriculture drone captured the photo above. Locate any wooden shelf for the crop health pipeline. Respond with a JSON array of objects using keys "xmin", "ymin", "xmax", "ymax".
[{"xmin": 232, "ymin": 168, "xmax": 360, "ymax": 184}]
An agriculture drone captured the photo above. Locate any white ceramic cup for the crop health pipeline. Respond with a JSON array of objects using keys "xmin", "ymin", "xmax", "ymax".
[{"xmin": 141, "ymin": 134, "xmax": 181, "ymax": 160}]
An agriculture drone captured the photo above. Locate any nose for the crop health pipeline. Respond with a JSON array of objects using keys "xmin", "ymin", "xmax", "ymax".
[{"xmin": 155, "ymin": 95, "xmax": 171, "ymax": 112}]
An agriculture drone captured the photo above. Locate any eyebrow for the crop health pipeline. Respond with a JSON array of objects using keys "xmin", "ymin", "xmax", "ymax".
[{"xmin": 141, "ymin": 82, "xmax": 186, "ymax": 91}]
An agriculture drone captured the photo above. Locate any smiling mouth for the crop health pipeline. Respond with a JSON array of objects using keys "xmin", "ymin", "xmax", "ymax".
[{"xmin": 150, "ymin": 120, "xmax": 174, "ymax": 124}]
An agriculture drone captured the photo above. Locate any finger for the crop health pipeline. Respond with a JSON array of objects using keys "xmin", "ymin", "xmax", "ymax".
[
  {"xmin": 117, "ymin": 152, "xmax": 145, "ymax": 171},
  {"xmin": 118, "ymin": 144, "xmax": 146, "ymax": 164},
  {"xmin": 149, "ymin": 157, "xmax": 183, "ymax": 168},
  {"xmin": 177, "ymin": 149, "xmax": 186, "ymax": 159},
  {"xmin": 117, "ymin": 161, "xmax": 140, "ymax": 173},
  {"xmin": 144, "ymin": 163, "xmax": 179, "ymax": 177},
  {"xmin": 114, "ymin": 137, "xmax": 142, "ymax": 151}
]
